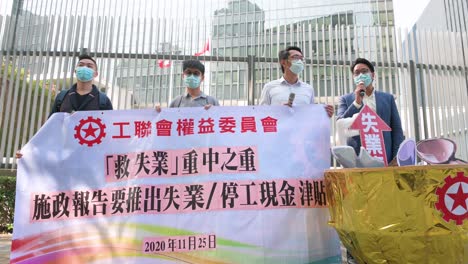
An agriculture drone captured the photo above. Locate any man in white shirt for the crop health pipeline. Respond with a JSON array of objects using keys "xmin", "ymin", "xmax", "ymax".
[{"xmin": 259, "ymin": 46, "xmax": 334, "ymax": 117}]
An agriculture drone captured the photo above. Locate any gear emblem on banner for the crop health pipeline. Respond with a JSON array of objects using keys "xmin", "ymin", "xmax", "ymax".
[
  {"xmin": 435, "ymin": 171, "xmax": 468, "ymax": 225},
  {"xmin": 74, "ymin": 116, "xmax": 107, "ymax": 147}
]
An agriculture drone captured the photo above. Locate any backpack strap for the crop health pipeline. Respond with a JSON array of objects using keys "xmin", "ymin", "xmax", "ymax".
[
  {"xmin": 177, "ymin": 95, "xmax": 184, "ymax": 107},
  {"xmin": 57, "ymin": 89, "xmax": 108, "ymax": 111},
  {"xmin": 55, "ymin": 89, "xmax": 69, "ymax": 111},
  {"xmin": 98, "ymin": 91, "xmax": 108, "ymax": 110}
]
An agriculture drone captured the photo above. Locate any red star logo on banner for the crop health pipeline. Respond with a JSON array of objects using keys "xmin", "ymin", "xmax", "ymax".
[
  {"xmin": 82, "ymin": 123, "xmax": 99, "ymax": 138},
  {"xmin": 435, "ymin": 171, "xmax": 468, "ymax": 225},
  {"xmin": 447, "ymin": 183, "xmax": 468, "ymax": 211}
]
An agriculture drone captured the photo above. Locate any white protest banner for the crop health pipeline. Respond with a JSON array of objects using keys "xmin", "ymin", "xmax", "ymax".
[{"xmin": 12, "ymin": 105, "xmax": 340, "ymax": 263}]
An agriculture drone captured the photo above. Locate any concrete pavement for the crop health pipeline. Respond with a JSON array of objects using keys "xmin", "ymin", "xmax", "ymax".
[{"xmin": 0, "ymin": 234, "xmax": 12, "ymax": 264}]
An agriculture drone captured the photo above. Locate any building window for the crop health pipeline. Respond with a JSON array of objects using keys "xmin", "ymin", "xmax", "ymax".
[
  {"xmin": 248, "ymin": 46, "xmax": 255, "ymax": 56},
  {"xmin": 225, "ymin": 47, "xmax": 232, "ymax": 57},
  {"xmin": 233, "ymin": 23, "xmax": 240, "ymax": 36},
  {"xmin": 226, "ymin": 24, "xmax": 232, "ymax": 36},
  {"xmin": 240, "ymin": 23, "xmax": 247, "ymax": 36},
  {"xmin": 233, "ymin": 47, "xmax": 240, "ymax": 57},
  {"xmin": 232, "ymin": 1, "xmax": 240, "ymax": 13},
  {"xmin": 240, "ymin": 1, "xmax": 248, "ymax": 13},
  {"xmin": 240, "ymin": 47, "xmax": 247, "ymax": 56},
  {"xmin": 218, "ymin": 25, "xmax": 225, "ymax": 37},
  {"xmin": 247, "ymin": 22, "xmax": 254, "ymax": 35}
]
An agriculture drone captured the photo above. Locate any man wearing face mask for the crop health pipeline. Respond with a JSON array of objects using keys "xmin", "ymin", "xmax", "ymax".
[
  {"xmin": 49, "ymin": 54, "xmax": 113, "ymax": 117},
  {"xmin": 156, "ymin": 60, "xmax": 219, "ymax": 112},
  {"xmin": 337, "ymin": 57, "xmax": 404, "ymax": 164},
  {"xmin": 259, "ymin": 46, "xmax": 334, "ymax": 118},
  {"xmin": 16, "ymin": 54, "xmax": 113, "ymax": 159}
]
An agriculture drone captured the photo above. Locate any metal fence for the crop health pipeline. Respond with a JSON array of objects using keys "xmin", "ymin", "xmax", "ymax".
[{"xmin": 1, "ymin": 13, "xmax": 467, "ymax": 168}]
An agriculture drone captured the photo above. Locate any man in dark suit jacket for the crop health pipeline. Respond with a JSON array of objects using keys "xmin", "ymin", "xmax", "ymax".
[{"xmin": 337, "ymin": 58, "xmax": 404, "ymax": 164}]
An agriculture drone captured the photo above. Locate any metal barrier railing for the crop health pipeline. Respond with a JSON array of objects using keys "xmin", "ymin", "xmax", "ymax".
[{"xmin": 1, "ymin": 13, "xmax": 467, "ymax": 168}]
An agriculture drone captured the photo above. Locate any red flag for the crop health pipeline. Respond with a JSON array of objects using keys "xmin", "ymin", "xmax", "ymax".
[
  {"xmin": 194, "ymin": 40, "xmax": 210, "ymax": 56},
  {"xmin": 158, "ymin": 60, "xmax": 171, "ymax": 68}
]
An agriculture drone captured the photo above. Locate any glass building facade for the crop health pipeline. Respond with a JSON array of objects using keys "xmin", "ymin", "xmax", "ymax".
[{"xmin": 107, "ymin": 0, "xmax": 396, "ymax": 106}]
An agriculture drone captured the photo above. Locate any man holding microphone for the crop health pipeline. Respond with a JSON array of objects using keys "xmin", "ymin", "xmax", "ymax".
[
  {"xmin": 337, "ymin": 58, "xmax": 404, "ymax": 164},
  {"xmin": 259, "ymin": 46, "xmax": 334, "ymax": 118}
]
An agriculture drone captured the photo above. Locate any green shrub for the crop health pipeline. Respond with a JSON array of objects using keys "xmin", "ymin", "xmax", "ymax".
[
  {"xmin": 0, "ymin": 176, "xmax": 16, "ymax": 233},
  {"xmin": 0, "ymin": 62, "xmax": 55, "ymax": 160}
]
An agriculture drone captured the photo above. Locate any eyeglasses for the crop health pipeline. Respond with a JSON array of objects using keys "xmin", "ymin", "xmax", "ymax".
[
  {"xmin": 289, "ymin": 55, "xmax": 305, "ymax": 62},
  {"xmin": 183, "ymin": 70, "xmax": 202, "ymax": 77},
  {"xmin": 353, "ymin": 68, "xmax": 370, "ymax": 76}
]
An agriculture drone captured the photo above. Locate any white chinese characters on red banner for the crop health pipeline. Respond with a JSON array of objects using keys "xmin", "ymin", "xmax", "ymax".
[{"xmin": 350, "ymin": 105, "xmax": 391, "ymax": 165}]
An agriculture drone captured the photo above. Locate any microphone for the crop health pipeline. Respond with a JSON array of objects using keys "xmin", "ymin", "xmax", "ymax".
[
  {"xmin": 288, "ymin": 92, "xmax": 295, "ymax": 106},
  {"xmin": 358, "ymin": 81, "xmax": 365, "ymax": 97}
]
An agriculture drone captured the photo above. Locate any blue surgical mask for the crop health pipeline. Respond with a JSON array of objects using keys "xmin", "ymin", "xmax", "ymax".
[
  {"xmin": 354, "ymin": 73, "xmax": 373, "ymax": 87},
  {"xmin": 289, "ymin": 59, "xmax": 304, "ymax": 75},
  {"xmin": 76, "ymin": 67, "xmax": 95, "ymax": 82},
  {"xmin": 184, "ymin": 75, "xmax": 201, "ymax": 89}
]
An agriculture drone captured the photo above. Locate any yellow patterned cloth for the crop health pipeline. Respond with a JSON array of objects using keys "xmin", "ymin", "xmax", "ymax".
[{"xmin": 325, "ymin": 165, "xmax": 468, "ymax": 264}]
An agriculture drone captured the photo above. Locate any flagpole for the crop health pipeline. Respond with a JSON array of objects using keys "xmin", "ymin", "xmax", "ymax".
[{"xmin": 168, "ymin": 60, "xmax": 174, "ymax": 105}]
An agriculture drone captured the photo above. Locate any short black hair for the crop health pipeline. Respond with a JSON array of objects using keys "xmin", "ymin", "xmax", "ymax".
[
  {"xmin": 351, "ymin": 58, "xmax": 374, "ymax": 73},
  {"xmin": 279, "ymin": 46, "xmax": 303, "ymax": 73},
  {"xmin": 183, "ymin": 60, "xmax": 205, "ymax": 75},
  {"xmin": 78, "ymin": 54, "xmax": 98, "ymax": 69}
]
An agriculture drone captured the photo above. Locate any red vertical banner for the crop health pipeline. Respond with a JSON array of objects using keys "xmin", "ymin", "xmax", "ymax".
[{"xmin": 350, "ymin": 105, "xmax": 391, "ymax": 165}]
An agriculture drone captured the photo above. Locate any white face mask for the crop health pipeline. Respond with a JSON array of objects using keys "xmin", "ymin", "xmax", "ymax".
[{"xmin": 289, "ymin": 59, "xmax": 304, "ymax": 75}]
